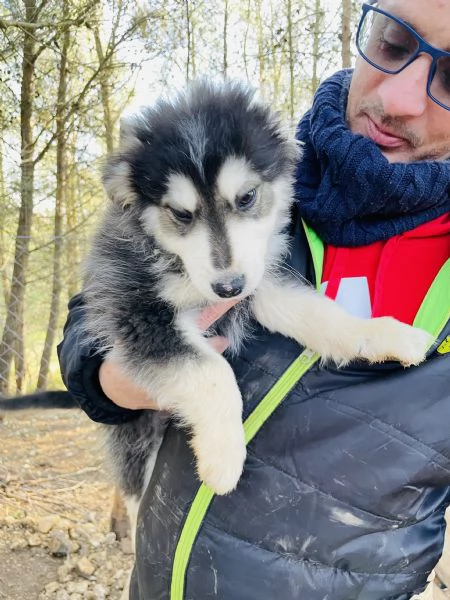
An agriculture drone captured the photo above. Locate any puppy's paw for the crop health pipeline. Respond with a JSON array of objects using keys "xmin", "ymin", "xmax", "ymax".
[
  {"xmin": 192, "ymin": 424, "xmax": 247, "ymax": 495},
  {"xmin": 359, "ymin": 318, "xmax": 433, "ymax": 366}
]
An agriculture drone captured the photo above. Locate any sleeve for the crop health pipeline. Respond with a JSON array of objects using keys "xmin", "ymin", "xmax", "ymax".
[{"xmin": 57, "ymin": 293, "xmax": 142, "ymax": 425}]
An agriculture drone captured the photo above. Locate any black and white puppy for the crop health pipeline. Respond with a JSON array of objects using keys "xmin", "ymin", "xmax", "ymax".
[{"xmin": 82, "ymin": 80, "xmax": 431, "ymax": 520}]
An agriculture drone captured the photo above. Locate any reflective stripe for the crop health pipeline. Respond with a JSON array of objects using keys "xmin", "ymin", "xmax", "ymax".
[
  {"xmin": 413, "ymin": 258, "xmax": 450, "ymax": 341},
  {"xmin": 302, "ymin": 220, "xmax": 323, "ymax": 290},
  {"xmin": 170, "ymin": 349, "xmax": 319, "ymax": 600}
]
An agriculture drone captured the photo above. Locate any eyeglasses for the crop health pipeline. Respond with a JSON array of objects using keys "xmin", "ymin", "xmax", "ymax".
[{"xmin": 356, "ymin": 2, "xmax": 450, "ymax": 111}]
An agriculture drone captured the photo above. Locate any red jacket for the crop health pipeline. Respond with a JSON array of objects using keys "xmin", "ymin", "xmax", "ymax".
[{"xmin": 322, "ymin": 214, "xmax": 450, "ymax": 325}]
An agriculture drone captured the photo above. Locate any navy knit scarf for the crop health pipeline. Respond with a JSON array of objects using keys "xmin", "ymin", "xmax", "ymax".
[{"xmin": 295, "ymin": 69, "xmax": 450, "ymax": 246}]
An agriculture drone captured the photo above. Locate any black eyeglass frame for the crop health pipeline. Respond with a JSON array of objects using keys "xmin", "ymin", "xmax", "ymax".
[{"xmin": 356, "ymin": 2, "xmax": 450, "ymax": 111}]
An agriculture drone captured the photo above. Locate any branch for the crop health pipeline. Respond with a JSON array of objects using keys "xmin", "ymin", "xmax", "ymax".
[
  {"xmin": 33, "ymin": 15, "xmax": 146, "ymax": 165},
  {"xmin": 0, "ymin": 15, "xmax": 91, "ymax": 30}
]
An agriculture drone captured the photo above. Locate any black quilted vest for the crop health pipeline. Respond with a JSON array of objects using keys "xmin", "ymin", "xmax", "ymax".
[{"xmin": 130, "ymin": 212, "xmax": 450, "ymax": 600}]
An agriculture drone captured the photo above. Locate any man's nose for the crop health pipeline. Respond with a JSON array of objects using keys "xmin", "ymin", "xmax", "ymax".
[{"xmin": 377, "ymin": 55, "xmax": 431, "ymax": 118}]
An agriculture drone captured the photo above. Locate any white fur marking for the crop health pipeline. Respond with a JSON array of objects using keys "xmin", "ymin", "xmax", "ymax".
[
  {"xmin": 104, "ymin": 161, "xmax": 137, "ymax": 207},
  {"xmin": 164, "ymin": 173, "xmax": 199, "ymax": 213},
  {"xmin": 216, "ymin": 156, "xmax": 261, "ymax": 205}
]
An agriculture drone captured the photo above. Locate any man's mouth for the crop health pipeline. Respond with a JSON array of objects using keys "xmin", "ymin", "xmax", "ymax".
[{"xmin": 365, "ymin": 115, "xmax": 408, "ymax": 149}]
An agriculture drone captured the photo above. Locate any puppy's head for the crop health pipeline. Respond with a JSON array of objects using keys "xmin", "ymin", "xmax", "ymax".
[{"xmin": 103, "ymin": 79, "xmax": 300, "ymax": 302}]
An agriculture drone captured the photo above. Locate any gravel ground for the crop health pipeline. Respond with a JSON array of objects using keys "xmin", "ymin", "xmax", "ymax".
[{"xmin": 0, "ymin": 408, "xmax": 133, "ymax": 600}]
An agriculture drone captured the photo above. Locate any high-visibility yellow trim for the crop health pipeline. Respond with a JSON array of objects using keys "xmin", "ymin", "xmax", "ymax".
[
  {"xmin": 302, "ymin": 220, "xmax": 323, "ymax": 290},
  {"xmin": 170, "ymin": 349, "xmax": 319, "ymax": 600},
  {"xmin": 438, "ymin": 336, "xmax": 450, "ymax": 354},
  {"xmin": 413, "ymin": 258, "xmax": 450, "ymax": 345},
  {"xmin": 243, "ymin": 348, "xmax": 319, "ymax": 444}
]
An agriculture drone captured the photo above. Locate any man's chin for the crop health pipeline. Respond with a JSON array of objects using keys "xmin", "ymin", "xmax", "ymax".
[
  {"xmin": 378, "ymin": 146, "xmax": 413, "ymax": 164},
  {"xmin": 381, "ymin": 146, "xmax": 450, "ymax": 163}
]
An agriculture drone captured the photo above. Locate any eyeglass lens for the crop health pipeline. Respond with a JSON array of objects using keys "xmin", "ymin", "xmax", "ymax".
[{"xmin": 358, "ymin": 8, "xmax": 450, "ymax": 108}]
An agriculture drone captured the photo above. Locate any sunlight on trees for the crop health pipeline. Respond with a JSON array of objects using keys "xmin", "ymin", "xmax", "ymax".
[{"xmin": 0, "ymin": 0, "xmax": 360, "ymax": 393}]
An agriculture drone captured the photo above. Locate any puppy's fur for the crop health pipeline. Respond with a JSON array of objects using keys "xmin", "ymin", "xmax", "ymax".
[
  {"xmin": 0, "ymin": 390, "xmax": 76, "ymax": 411},
  {"xmin": 81, "ymin": 80, "xmax": 431, "ymax": 541}
]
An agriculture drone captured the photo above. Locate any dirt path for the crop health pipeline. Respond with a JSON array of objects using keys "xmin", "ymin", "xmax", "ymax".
[{"xmin": 0, "ymin": 408, "xmax": 133, "ymax": 599}]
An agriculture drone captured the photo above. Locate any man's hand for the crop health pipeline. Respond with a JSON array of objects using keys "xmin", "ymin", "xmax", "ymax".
[{"xmin": 98, "ymin": 299, "xmax": 239, "ymax": 410}]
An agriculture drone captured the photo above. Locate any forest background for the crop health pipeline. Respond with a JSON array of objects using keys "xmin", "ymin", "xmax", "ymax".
[{"xmin": 0, "ymin": 0, "xmax": 360, "ymax": 394}]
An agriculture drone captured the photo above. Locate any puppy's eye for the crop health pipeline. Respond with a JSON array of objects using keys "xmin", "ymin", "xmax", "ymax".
[
  {"xmin": 236, "ymin": 188, "xmax": 257, "ymax": 211},
  {"xmin": 168, "ymin": 207, "xmax": 194, "ymax": 224}
]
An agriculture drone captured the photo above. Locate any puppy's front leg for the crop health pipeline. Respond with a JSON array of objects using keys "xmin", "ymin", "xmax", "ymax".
[
  {"xmin": 252, "ymin": 278, "xmax": 433, "ymax": 366},
  {"xmin": 110, "ymin": 341, "xmax": 246, "ymax": 495},
  {"xmin": 160, "ymin": 351, "xmax": 246, "ymax": 494}
]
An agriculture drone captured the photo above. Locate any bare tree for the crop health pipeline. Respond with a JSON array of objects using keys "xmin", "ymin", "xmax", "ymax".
[
  {"xmin": 223, "ymin": 0, "xmax": 229, "ymax": 77},
  {"xmin": 286, "ymin": 0, "xmax": 295, "ymax": 121},
  {"xmin": 184, "ymin": 0, "xmax": 197, "ymax": 81},
  {"xmin": 341, "ymin": 0, "xmax": 352, "ymax": 68},
  {"xmin": 311, "ymin": 0, "xmax": 323, "ymax": 95},
  {"xmin": 36, "ymin": 2, "xmax": 70, "ymax": 390},
  {"xmin": 0, "ymin": 129, "xmax": 10, "ymax": 306},
  {"xmin": 94, "ymin": 26, "xmax": 115, "ymax": 155},
  {"xmin": 0, "ymin": 0, "xmax": 39, "ymax": 392}
]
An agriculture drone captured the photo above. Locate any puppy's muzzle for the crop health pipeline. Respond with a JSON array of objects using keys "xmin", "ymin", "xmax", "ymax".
[{"xmin": 211, "ymin": 275, "xmax": 245, "ymax": 298}]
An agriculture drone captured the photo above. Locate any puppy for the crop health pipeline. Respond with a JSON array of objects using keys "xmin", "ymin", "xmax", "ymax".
[{"xmin": 81, "ymin": 79, "xmax": 432, "ymax": 522}]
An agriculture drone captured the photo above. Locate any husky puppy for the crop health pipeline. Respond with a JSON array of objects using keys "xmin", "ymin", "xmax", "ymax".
[{"xmin": 82, "ymin": 80, "xmax": 431, "ymax": 520}]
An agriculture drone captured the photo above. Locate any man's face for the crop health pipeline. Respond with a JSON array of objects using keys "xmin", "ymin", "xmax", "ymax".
[{"xmin": 347, "ymin": 0, "xmax": 450, "ymax": 163}]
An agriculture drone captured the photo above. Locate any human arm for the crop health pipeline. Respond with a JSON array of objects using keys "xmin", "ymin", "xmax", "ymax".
[
  {"xmin": 57, "ymin": 293, "xmax": 144, "ymax": 424},
  {"xmin": 57, "ymin": 294, "xmax": 237, "ymax": 422}
]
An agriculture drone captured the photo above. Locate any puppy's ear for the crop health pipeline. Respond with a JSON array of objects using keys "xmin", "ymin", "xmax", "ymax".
[
  {"xmin": 118, "ymin": 114, "xmax": 143, "ymax": 154},
  {"xmin": 102, "ymin": 115, "xmax": 143, "ymax": 208},
  {"xmin": 269, "ymin": 111, "xmax": 303, "ymax": 169},
  {"xmin": 102, "ymin": 157, "xmax": 137, "ymax": 209}
]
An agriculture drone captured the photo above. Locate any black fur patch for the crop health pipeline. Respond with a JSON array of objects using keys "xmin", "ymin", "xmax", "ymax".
[
  {"xmin": 106, "ymin": 412, "xmax": 169, "ymax": 497},
  {"xmin": 124, "ymin": 81, "xmax": 294, "ymax": 210}
]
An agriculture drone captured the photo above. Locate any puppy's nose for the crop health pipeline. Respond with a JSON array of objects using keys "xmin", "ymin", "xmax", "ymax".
[{"xmin": 211, "ymin": 275, "xmax": 245, "ymax": 298}]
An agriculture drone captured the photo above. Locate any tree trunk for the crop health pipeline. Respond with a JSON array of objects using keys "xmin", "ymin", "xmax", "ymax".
[
  {"xmin": 0, "ymin": 0, "xmax": 37, "ymax": 393},
  {"xmin": 65, "ymin": 143, "xmax": 80, "ymax": 301},
  {"xmin": 93, "ymin": 26, "xmax": 114, "ymax": 154},
  {"xmin": 286, "ymin": 0, "xmax": 295, "ymax": 122},
  {"xmin": 0, "ymin": 131, "xmax": 10, "ymax": 307},
  {"xmin": 255, "ymin": 0, "xmax": 266, "ymax": 94},
  {"xmin": 36, "ymin": 9, "xmax": 70, "ymax": 390},
  {"xmin": 311, "ymin": 0, "xmax": 322, "ymax": 95},
  {"xmin": 242, "ymin": 0, "xmax": 252, "ymax": 80},
  {"xmin": 269, "ymin": 1, "xmax": 281, "ymax": 105},
  {"xmin": 223, "ymin": 0, "xmax": 229, "ymax": 78},
  {"xmin": 185, "ymin": 0, "xmax": 196, "ymax": 81},
  {"xmin": 341, "ymin": 0, "xmax": 352, "ymax": 68}
]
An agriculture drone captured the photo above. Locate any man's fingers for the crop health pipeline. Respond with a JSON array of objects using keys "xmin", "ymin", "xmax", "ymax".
[{"xmin": 196, "ymin": 298, "xmax": 240, "ymax": 331}]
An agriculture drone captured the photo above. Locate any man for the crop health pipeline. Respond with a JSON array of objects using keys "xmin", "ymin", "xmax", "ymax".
[{"xmin": 58, "ymin": 1, "xmax": 450, "ymax": 598}]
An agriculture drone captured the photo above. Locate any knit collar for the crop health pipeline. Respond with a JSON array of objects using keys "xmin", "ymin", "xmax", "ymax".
[{"xmin": 295, "ymin": 69, "xmax": 450, "ymax": 247}]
